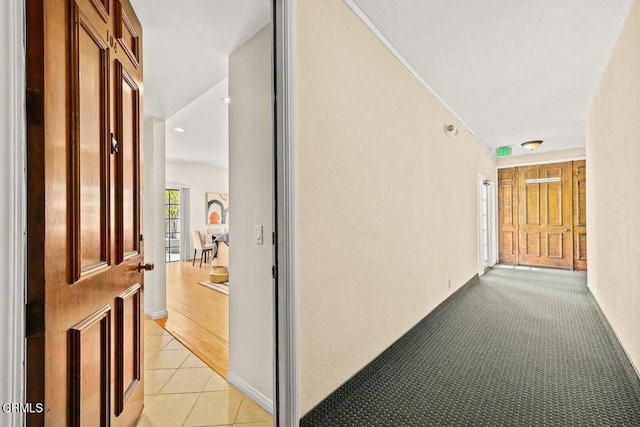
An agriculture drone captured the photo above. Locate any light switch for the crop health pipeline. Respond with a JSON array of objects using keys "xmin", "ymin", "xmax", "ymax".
[{"xmin": 255, "ymin": 225, "xmax": 263, "ymax": 245}]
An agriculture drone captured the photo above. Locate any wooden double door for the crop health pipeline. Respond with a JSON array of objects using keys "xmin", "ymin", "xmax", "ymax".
[
  {"xmin": 498, "ymin": 161, "xmax": 586, "ymax": 270},
  {"xmin": 26, "ymin": 0, "xmax": 147, "ymax": 425}
]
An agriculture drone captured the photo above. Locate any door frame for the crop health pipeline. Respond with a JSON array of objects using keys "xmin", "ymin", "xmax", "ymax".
[
  {"xmin": 496, "ymin": 156, "xmax": 586, "ymax": 169},
  {"xmin": 274, "ymin": 0, "xmax": 299, "ymax": 425},
  {"xmin": 0, "ymin": 0, "xmax": 26, "ymax": 424},
  {"xmin": 477, "ymin": 174, "xmax": 497, "ymax": 276},
  {"xmin": 1, "ymin": 0, "xmax": 300, "ymax": 424}
]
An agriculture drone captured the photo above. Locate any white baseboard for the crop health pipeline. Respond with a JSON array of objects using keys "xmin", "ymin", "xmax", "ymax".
[
  {"xmin": 144, "ymin": 309, "xmax": 168, "ymax": 320},
  {"xmin": 227, "ymin": 371, "xmax": 273, "ymax": 415},
  {"xmin": 588, "ymin": 286, "xmax": 640, "ymax": 379}
]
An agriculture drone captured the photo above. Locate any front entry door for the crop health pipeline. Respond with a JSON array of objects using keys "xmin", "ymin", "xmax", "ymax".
[
  {"xmin": 26, "ymin": 0, "xmax": 146, "ymax": 425},
  {"xmin": 517, "ymin": 162, "xmax": 573, "ymax": 269}
]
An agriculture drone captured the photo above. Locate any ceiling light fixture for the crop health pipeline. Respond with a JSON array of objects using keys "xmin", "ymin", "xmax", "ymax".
[
  {"xmin": 521, "ymin": 140, "xmax": 543, "ymax": 151},
  {"xmin": 222, "ymin": 97, "xmax": 231, "ymax": 104},
  {"xmin": 173, "ymin": 127, "xmax": 185, "ymax": 133}
]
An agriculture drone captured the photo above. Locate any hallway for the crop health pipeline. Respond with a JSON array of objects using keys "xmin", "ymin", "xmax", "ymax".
[{"xmin": 302, "ymin": 266, "xmax": 640, "ymax": 426}]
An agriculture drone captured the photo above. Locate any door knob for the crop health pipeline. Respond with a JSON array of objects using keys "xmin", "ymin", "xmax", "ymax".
[
  {"xmin": 564, "ymin": 228, "xmax": 571, "ymax": 232},
  {"xmin": 137, "ymin": 262, "xmax": 155, "ymax": 272}
]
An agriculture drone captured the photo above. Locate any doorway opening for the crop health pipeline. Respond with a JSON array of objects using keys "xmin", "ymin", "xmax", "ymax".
[
  {"xmin": 165, "ymin": 188, "xmax": 181, "ymax": 262},
  {"xmin": 136, "ymin": 0, "xmax": 276, "ymax": 421},
  {"xmin": 20, "ymin": 0, "xmax": 285, "ymax": 424}
]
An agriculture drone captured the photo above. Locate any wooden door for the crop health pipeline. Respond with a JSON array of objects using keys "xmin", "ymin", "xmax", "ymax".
[
  {"xmin": 498, "ymin": 168, "xmax": 519, "ymax": 264},
  {"xmin": 517, "ymin": 162, "xmax": 573, "ymax": 269},
  {"xmin": 573, "ymin": 161, "xmax": 587, "ymax": 270},
  {"xmin": 26, "ymin": 0, "xmax": 146, "ymax": 425}
]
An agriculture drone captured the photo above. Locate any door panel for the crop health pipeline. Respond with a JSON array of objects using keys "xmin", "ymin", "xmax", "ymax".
[
  {"xmin": 525, "ymin": 232, "xmax": 540, "ymax": 257},
  {"xmin": 89, "ymin": 0, "xmax": 110, "ymax": 21},
  {"xmin": 517, "ymin": 162, "xmax": 573, "ymax": 268},
  {"xmin": 498, "ymin": 168, "xmax": 519, "ymax": 264},
  {"xmin": 573, "ymin": 160, "xmax": 587, "ymax": 270},
  {"xmin": 547, "ymin": 233, "xmax": 563, "ymax": 258},
  {"xmin": 115, "ymin": 60, "xmax": 141, "ymax": 261},
  {"xmin": 25, "ymin": 0, "xmax": 145, "ymax": 424},
  {"xmin": 69, "ymin": 306, "xmax": 111, "ymax": 427},
  {"xmin": 71, "ymin": 0, "xmax": 111, "ymax": 279},
  {"xmin": 115, "ymin": 284, "xmax": 141, "ymax": 416},
  {"xmin": 115, "ymin": 0, "xmax": 141, "ymax": 68}
]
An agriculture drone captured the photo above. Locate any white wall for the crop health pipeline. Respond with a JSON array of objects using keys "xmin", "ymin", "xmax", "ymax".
[
  {"xmin": 165, "ymin": 161, "xmax": 229, "ymax": 257},
  {"xmin": 296, "ymin": 0, "xmax": 496, "ymax": 413},
  {"xmin": 586, "ymin": 0, "xmax": 640, "ymax": 374},
  {"xmin": 0, "ymin": 0, "xmax": 25, "ymax": 424},
  {"xmin": 228, "ymin": 24, "xmax": 274, "ymax": 411},
  {"xmin": 143, "ymin": 119, "xmax": 168, "ymax": 319}
]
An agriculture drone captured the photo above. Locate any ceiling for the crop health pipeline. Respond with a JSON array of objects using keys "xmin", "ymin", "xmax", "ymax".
[
  {"xmin": 350, "ymin": 0, "xmax": 633, "ymax": 156},
  {"xmin": 165, "ymin": 79, "xmax": 229, "ymax": 168},
  {"xmin": 131, "ymin": 0, "xmax": 270, "ymax": 168},
  {"xmin": 133, "ymin": 0, "xmax": 632, "ymax": 164},
  {"xmin": 131, "ymin": 0, "xmax": 270, "ymax": 120}
]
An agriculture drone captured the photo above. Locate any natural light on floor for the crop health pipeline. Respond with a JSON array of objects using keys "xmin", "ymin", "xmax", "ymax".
[{"xmin": 137, "ymin": 318, "xmax": 272, "ymax": 427}]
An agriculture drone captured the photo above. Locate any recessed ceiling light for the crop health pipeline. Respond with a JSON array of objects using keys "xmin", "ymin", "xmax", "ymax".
[
  {"xmin": 222, "ymin": 97, "xmax": 231, "ymax": 104},
  {"xmin": 173, "ymin": 127, "xmax": 185, "ymax": 133}
]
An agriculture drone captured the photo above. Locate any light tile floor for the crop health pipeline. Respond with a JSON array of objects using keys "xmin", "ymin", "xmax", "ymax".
[{"xmin": 137, "ymin": 318, "xmax": 272, "ymax": 427}]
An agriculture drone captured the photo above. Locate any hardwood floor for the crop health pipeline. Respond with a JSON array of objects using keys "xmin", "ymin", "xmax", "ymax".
[{"xmin": 157, "ymin": 261, "xmax": 229, "ymax": 378}]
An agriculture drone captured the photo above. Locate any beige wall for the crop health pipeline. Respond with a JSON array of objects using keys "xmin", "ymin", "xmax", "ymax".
[
  {"xmin": 496, "ymin": 147, "xmax": 586, "ymax": 168},
  {"xmin": 228, "ymin": 24, "xmax": 274, "ymax": 409},
  {"xmin": 586, "ymin": 0, "xmax": 640, "ymax": 374},
  {"xmin": 296, "ymin": 0, "xmax": 496, "ymax": 414}
]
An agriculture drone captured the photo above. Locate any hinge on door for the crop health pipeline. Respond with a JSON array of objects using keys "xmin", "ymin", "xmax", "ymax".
[
  {"xmin": 272, "ymin": 232, "xmax": 276, "ymax": 245},
  {"xmin": 25, "ymin": 303, "xmax": 44, "ymax": 338},
  {"xmin": 272, "ymin": 265, "xmax": 276, "ymax": 279},
  {"xmin": 26, "ymin": 88, "xmax": 44, "ymax": 125}
]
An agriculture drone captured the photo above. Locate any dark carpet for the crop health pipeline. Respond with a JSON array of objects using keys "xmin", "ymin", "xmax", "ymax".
[{"xmin": 301, "ymin": 266, "xmax": 640, "ymax": 426}]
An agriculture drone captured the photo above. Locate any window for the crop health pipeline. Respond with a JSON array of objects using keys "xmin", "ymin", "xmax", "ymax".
[{"xmin": 165, "ymin": 189, "xmax": 181, "ymax": 262}]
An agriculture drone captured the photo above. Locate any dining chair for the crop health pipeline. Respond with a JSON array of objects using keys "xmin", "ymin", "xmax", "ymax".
[{"xmin": 192, "ymin": 230, "xmax": 213, "ymax": 268}]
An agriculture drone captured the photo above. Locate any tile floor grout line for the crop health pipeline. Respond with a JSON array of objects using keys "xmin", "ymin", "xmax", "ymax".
[
  {"xmin": 156, "ymin": 371, "xmax": 214, "ymax": 396},
  {"xmin": 178, "ymin": 393, "xmax": 201, "ymax": 427},
  {"xmin": 232, "ymin": 397, "xmax": 245, "ymax": 425},
  {"xmin": 148, "ymin": 366, "xmax": 180, "ymax": 396}
]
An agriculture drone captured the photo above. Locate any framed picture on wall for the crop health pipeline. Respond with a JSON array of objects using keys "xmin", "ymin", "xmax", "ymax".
[{"xmin": 206, "ymin": 192, "xmax": 229, "ymax": 225}]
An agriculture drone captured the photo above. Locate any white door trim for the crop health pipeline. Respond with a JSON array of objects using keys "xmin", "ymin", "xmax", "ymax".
[
  {"xmin": 489, "ymin": 181, "xmax": 498, "ymax": 266},
  {"xmin": 488, "ymin": 179, "xmax": 498, "ymax": 267},
  {"xmin": 0, "ymin": 0, "xmax": 26, "ymax": 424},
  {"xmin": 477, "ymin": 174, "xmax": 497, "ymax": 275},
  {"xmin": 274, "ymin": 0, "xmax": 299, "ymax": 425},
  {"xmin": 477, "ymin": 175, "xmax": 488, "ymax": 275}
]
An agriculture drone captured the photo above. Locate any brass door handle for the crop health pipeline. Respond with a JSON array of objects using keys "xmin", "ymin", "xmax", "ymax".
[
  {"xmin": 564, "ymin": 228, "xmax": 571, "ymax": 232},
  {"xmin": 137, "ymin": 262, "xmax": 155, "ymax": 272}
]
